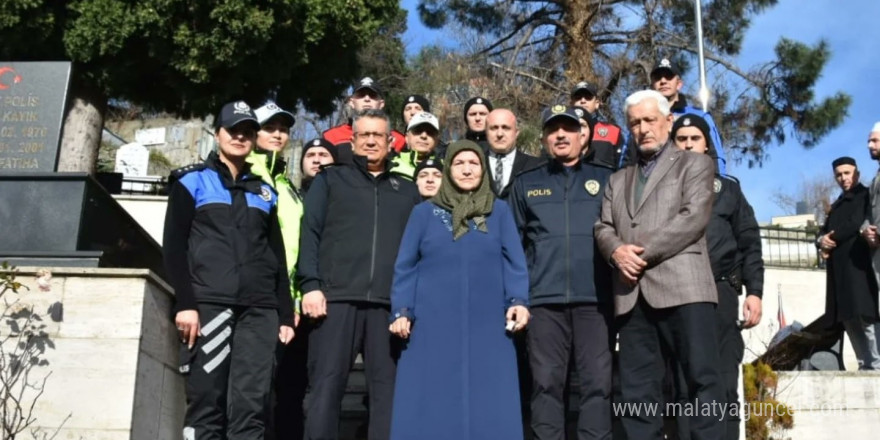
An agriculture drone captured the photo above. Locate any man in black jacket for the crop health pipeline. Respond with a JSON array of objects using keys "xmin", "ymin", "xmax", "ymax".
[
  {"xmin": 485, "ymin": 108, "xmax": 545, "ymax": 201},
  {"xmin": 297, "ymin": 109, "xmax": 421, "ymax": 440},
  {"xmin": 509, "ymin": 104, "xmax": 614, "ymax": 440},
  {"xmin": 671, "ymin": 114, "xmax": 764, "ymax": 439},
  {"xmin": 819, "ymin": 157, "xmax": 880, "ymax": 370}
]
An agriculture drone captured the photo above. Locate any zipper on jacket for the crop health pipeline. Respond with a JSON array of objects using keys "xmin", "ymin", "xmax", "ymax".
[
  {"xmin": 564, "ymin": 171, "xmax": 571, "ymax": 302},
  {"xmin": 368, "ymin": 180, "xmax": 379, "ymax": 301}
]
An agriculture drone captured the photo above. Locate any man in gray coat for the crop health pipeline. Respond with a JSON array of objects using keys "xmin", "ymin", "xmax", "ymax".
[
  {"xmin": 594, "ymin": 90, "xmax": 724, "ymax": 440},
  {"xmin": 860, "ymin": 122, "xmax": 880, "ymax": 283}
]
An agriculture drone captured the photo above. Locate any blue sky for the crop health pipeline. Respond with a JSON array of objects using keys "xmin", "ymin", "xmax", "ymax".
[{"xmin": 399, "ymin": 0, "xmax": 880, "ymax": 222}]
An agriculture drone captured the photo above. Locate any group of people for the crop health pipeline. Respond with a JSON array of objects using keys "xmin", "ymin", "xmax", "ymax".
[
  {"xmin": 163, "ymin": 57, "xmax": 769, "ymax": 440},
  {"xmin": 818, "ymin": 122, "xmax": 880, "ymax": 371}
]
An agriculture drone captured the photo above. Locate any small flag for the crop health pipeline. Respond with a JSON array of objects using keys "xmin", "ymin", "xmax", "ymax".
[{"xmin": 777, "ymin": 284, "xmax": 787, "ymax": 328}]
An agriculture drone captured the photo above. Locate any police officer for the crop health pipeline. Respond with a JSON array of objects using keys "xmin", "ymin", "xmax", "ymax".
[
  {"xmin": 462, "ymin": 96, "xmax": 493, "ymax": 146},
  {"xmin": 671, "ymin": 114, "xmax": 764, "ymax": 440},
  {"xmin": 620, "ymin": 59, "xmax": 727, "ymax": 174},
  {"xmin": 300, "ymin": 138, "xmax": 339, "ymax": 194},
  {"xmin": 570, "ymin": 82, "xmax": 624, "ymax": 170},
  {"xmin": 164, "ymin": 100, "xmax": 295, "ymax": 439},
  {"xmin": 323, "ymin": 77, "xmax": 407, "ymax": 156},
  {"xmin": 509, "ymin": 104, "xmax": 614, "ymax": 440},
  {"xmin": 400, "ymin": 94, "xmax": 431, "ymax": 128}
]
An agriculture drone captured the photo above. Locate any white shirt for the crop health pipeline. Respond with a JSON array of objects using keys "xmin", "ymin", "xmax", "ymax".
[{"xmin": 488, "ymin": 149, "xmax": 517, "ymax": 190}]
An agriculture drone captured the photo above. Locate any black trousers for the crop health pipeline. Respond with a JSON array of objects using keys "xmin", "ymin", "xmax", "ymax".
[
  {"xmin": 304, "ymin": 302, "xmax": 398, "ymax": 440},
  {"xmin": 617, "ymin": 298, "xmax": 724, "ymax": 440},
  {"xmin": 528, "ymin": 304, "xmax": 613, "ymax": 440},
  {"xmin": 270, "ymin": 321, "xmax": 310, "ymax": 440},
  {"xmin": 672, "ymin": 282, "xmax": 744, "ymax": 440},
  {"xmin": 715, "ymin": 283, "xmax": 744, "ymax": 440},
  {"xmin": 180, "ymin": 303, "xmax": 279, "ymax": 440}
]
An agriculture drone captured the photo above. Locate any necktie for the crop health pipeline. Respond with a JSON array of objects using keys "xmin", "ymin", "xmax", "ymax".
[{"xmin": 494, "ymin": 155, "xmax": 505, "ymax": 193}]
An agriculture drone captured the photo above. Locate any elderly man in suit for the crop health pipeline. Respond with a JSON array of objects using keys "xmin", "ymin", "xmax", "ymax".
[
  {"xmin": 594, "ymin": 90, "xmax": 724, "ymax": 440},
  {"xmin": 485, "ymin": 109, "xmax": 545, "ymax": 201}
]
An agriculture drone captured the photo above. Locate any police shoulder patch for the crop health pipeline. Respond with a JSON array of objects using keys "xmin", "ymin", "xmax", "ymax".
[
  {"xmin": 170, "ymin": 163, "xmax": 206, "ymax": 180},
  {"xmin": 260, "ymin": 186, "xmax": 273, "ymax": 202},
  {"xmin": 721, "ymin": 174, "xmax": 740, "ymax": 184}
]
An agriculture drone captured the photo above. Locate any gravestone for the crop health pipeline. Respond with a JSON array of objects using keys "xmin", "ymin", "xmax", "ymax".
[
  {"xmin": 115, "ymin": 142, "xmax": 149, "ymax": 177},
  {"xmin": 135, "ymin": 127, "xmax": 165, "ymax": 146},
  {"xmin": 0, "ymin": 60, "xmax": 164, "ymax": 277},
  {"xmin": 0, "ymin": 62, "xmax": 71, "ymax": 172}
]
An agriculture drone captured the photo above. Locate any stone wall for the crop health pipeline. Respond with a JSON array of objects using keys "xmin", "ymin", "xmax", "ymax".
[
  {"xmin": 774, "ymin": 371, "xmax": 880, "ymax": 439},
  {"xmin": 5, "ymin": 267, "xmax": 182, "ymax": 439}
]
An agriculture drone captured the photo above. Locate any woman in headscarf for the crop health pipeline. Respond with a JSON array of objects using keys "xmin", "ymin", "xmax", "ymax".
[{"xmin": 388, "ymin": 140, "xmax": 530, "ymax": 440}]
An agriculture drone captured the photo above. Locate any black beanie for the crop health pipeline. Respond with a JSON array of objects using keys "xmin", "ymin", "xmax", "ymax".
[
  {"xmin": 301, "ymin": 137, "xmax": 339, "ymax": 172},
  {"xmin": 401, "ymin": 95, "xmax": 431, "ymax": 120},
  {"xmin": 413, "ymin": 158, "xmax": 444, "ymax": 180},
  {"xmin": 572, "ymin": 106, "xmax": 597, "ymax": 147},
  {"xmin": 671, "ymin": 113, "xmax": 717, "ymax": 159},
  {"xmin": 462, "ymin": 96, "xmax": 493, "ymax": 122}
]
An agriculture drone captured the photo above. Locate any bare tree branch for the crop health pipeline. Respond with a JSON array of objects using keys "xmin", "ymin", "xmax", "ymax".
[{"xmin": 488, "ymin": 62, "xmax": 565, "ymax": 92}]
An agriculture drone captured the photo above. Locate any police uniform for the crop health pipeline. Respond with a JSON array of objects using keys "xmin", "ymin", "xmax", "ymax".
[
  {"xmin": 509, "ymin": 105, "xmax": 614, "ymax": 440},
  {"xmin": 164, "ymin": 148, "xmax": 294, "ymax": 439},
  {"xmin": 668, "ymin": 112, "xmax": 763, "ymax": 440},
  {"xmin": 704, "ymin": 173, "xmax": 763, "ymax": 440}
]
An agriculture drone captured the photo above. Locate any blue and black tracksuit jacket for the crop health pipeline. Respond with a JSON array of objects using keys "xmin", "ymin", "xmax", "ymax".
[
  {"xmin": 509, "ymin": 160, "xmax": 613, "ymax": 306},
  {"xmin": 162, "ymin": 152, "xmax": 294, "ymax": 326}
]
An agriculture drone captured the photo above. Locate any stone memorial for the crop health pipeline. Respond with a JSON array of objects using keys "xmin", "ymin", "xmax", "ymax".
[
  {"xmin": 0, "ymin": 61, "xmax": 71, "ymax": 171},
  {"xmin": 115, "ymin": 142, "xmax": 149, "ymax": 177},
  {"xmin": 0, "ymin": 60, "xmax": 164, "ymax": 277},
  {"xmin": 134, "ymin": 126, "xmax": 165, "ymax": 146}
]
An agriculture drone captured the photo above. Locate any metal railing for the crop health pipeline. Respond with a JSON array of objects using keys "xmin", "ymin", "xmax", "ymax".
[
  {"xmin": 760, "ymin": 226, "xmax": 822, "ymax": 269},
  {"xmin": 120, "ymin": 176, "xmax": 170, "ymax": 196}
]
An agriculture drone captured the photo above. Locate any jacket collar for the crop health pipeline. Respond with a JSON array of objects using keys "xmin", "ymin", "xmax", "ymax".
[
  {"xmin": 547, "ymin": 157, "xmax": 582, "ymax": 174},
  {"xmin": 352, "ymin": 153, "xmax": 394, "ymax": 176},
  {"xmin": 670, "ymin": 95, "xmax": 690, "ymax": 113},
  {"xmin": 207, "ymin": 151, "xmax": 263, "ymax": 194}
]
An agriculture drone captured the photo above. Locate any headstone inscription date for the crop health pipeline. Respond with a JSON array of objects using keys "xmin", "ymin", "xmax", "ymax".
[{"xmin": 0, "ymin": 61, "xmax": 72, "ymax": 172}]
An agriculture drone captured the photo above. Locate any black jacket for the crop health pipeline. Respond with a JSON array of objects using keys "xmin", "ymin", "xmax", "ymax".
[
  {"xmin": 509, "ymin": 159, "xmax": 613, "ymax": 305},
  {"xmin": 821, "ymin": 183, "xmax": 879, "ymax": 323},
  {"xmin": 488, "ymin": 149, "xmax": 545, "ymax": 201},
  {"xmin": 162, "ymin": 152, "xmax": 294, "ymax": 325},
  {"xmin": 297, "ymin": 155, "xmax": 421, "ymax": 304},
  {"xmin": 706, "ymin": 174, "xmax": 764, "ymax": 297}
]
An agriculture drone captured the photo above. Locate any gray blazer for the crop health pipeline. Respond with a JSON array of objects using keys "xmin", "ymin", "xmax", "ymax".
[{"xmin": 594, "ymin": 144, "xmax": 717, "ymax": 316}]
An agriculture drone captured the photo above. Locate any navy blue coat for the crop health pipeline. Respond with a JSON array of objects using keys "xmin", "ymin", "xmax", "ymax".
[
  {"xmin": 390, "ymin": 200, "xmax": 528, "ymax": 440},
  {"xmin": 509, "ymin": 160, "xmax": 613, "ymax": 305}
]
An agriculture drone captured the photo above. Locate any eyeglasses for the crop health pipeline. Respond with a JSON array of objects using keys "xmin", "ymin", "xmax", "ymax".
[
  {"xmin": 409, "ymin": 126, "xmax": 438, "ymax": 136},
  {"xmin": 651, "ymin": 72, "xmax": 678, "ymax": 82},
  {"xmin": 352, "ymin": 90, "xmax": 381, "ymax": 100},
  {"xmin": 354, "ymin": 132, "xmax": 389, "ymax": 141}
]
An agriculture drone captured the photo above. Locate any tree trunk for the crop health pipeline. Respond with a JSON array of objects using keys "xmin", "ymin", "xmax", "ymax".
[
  {"xmin": 563, "ymin": 0, "xmax": 596, "ymax": 84},
  {"xmin": 57, "ymin": 79, "xmax": 106, "ymax": 174}
]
